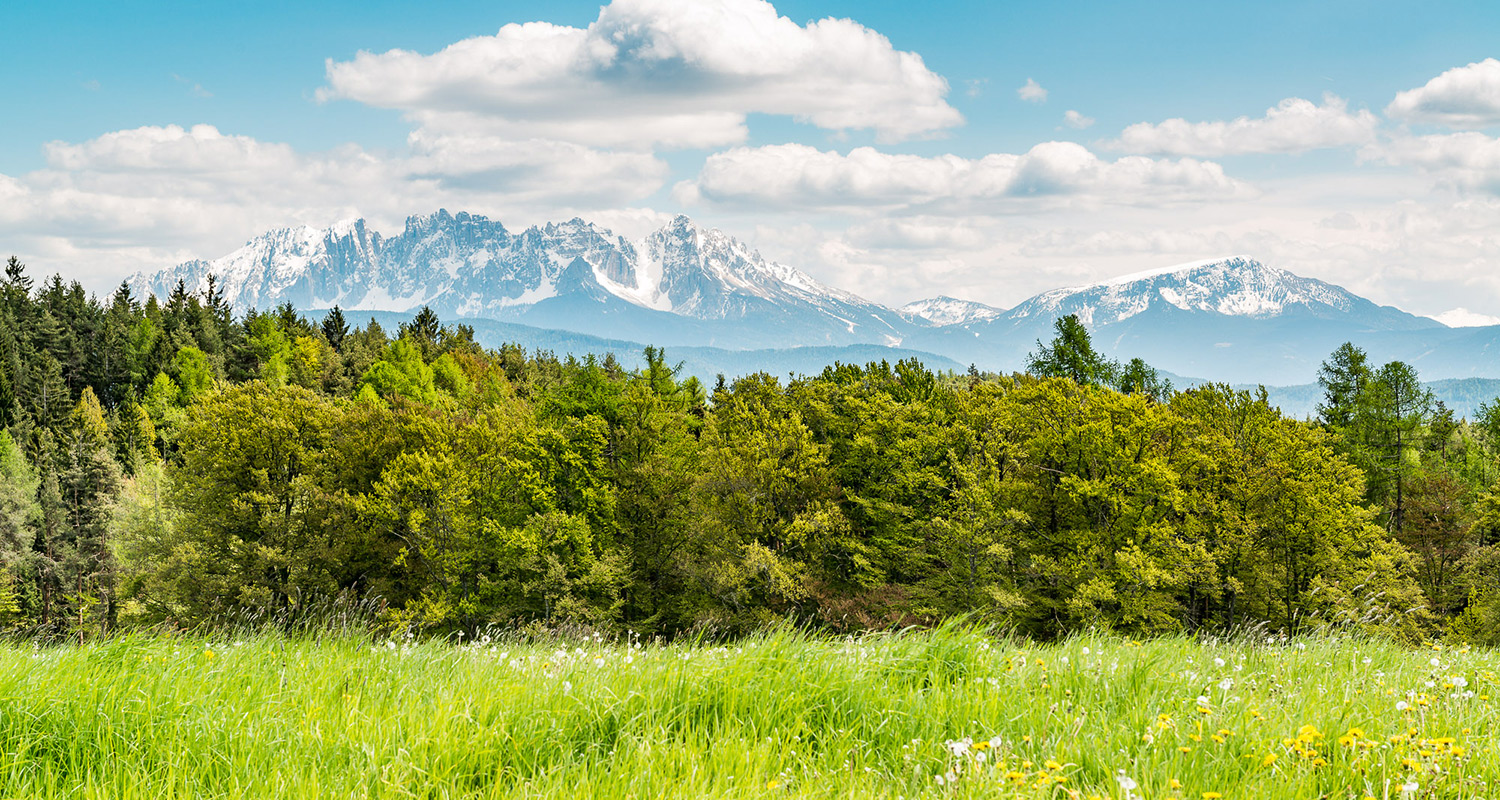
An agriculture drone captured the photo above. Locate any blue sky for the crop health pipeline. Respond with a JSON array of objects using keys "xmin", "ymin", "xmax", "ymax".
[{"xmin": 4, "ymin": 0, "xmax": 1500, "ymax": 321}]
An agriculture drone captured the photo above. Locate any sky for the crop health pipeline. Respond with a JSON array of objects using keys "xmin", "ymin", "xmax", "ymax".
[{"xmin": 4, "ymin": 0, "xmax": 1500, "ymax": 323}]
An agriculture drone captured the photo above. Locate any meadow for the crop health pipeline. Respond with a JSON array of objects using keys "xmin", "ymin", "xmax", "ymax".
[{"xmin": 0, "ymin": 626, "xmax": 1493, "ymax": 799}]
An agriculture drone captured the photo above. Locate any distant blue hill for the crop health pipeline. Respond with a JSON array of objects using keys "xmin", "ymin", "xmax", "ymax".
[{"xmin": 339, "ymin": 310, "xmax": 967, "ymax": 385}]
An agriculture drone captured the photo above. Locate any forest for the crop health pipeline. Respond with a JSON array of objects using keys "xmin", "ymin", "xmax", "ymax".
[{"xmin": 3, "ymin": 255, "xmax": 1500, "ymax": 644}]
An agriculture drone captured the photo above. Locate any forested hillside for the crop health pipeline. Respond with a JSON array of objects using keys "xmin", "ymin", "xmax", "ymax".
[{"xmin": 3, "ymin": 256, "xmax": 1499, "ymax": 643}]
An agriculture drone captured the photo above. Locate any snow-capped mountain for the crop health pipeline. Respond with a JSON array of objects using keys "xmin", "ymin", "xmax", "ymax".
[
  {"xmin": 898, "ymin": 296, "xmax": 1004, "ymax": 326},
  {"xmin": 904, "ymin": 255, "xmax": 1445, "ymax": 385},
  {"xmin": 132, "ymin": 218, "xmax": 1483, "ymax": 386},
  {"xmin": 130, "ymin": 211, "xmax": 906, "ymax": 349},
  {"xmin": 1006, "ymin": 256, "xmax": 1416, "ymax": 327}
]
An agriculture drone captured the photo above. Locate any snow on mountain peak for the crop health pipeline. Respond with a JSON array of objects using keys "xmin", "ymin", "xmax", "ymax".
[
  {"xmin": 899, "ymin": 295, "xmax": 1004, "ymax": 326},
  {"xmin": 1010, "ymin": 256, "xmax": 1358, "ymax": 326},
  {"xmin": 127, "ymin": 211, "xmax": 885, "ymax": 332},
  {"xmin": 1095, "ymin": 255, "xmax": 1257, "ymax": 287}
]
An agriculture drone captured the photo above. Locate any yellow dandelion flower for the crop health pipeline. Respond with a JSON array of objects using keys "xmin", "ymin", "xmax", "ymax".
[{"xmin": 1261, "ymin": 753, "xmax": 1277, "ymax": 767}]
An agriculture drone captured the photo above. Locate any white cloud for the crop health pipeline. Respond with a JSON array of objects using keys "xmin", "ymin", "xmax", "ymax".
[
  {"xmin": 1370, "ymin": 131, "xmax": 1500, "ymax": 193},
  {"xmin": 319, "ymin": 0, "xmax": 962, "ymax": 149},
  {"xmin": 0, "ymin": 124, "xmax": 669, "ymax": 285},
  {"xmin": 1432, "ymin": 307, "xmax": 1500, "ymax": 328},
  {"xmin": 1017, "ymin": 78, "xmax": 1048, "ymax": 103},
  {"xmin": 1063, "ymin": 110, "xmax": 1094, "ymax": 129},
  {"xmin": 1387, "ymin": 59, "xmax": 1500, "ymax": 129},
  {"xmin": 674, "ymin": 142, "xmax": 1243, "ymax": 211},
  {"xmin": 721, "ymin": 167, "xmax": 1500, "ymax": 318},
  {"xmin": 1107, "ymin": 95, "xmax": 1378, "ymax": 156}
]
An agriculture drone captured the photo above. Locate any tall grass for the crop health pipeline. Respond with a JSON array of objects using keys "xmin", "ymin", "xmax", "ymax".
[{"xmin": 0, "ymin": 624, "xmax": 1493, "ymax": 798}]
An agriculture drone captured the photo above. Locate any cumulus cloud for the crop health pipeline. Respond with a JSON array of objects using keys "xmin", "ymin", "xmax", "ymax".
[
  {"xmin": 1063, "ymin": 110, "xmax": 1094, "ymax": 129},
  {"xmin": 1107, "ymin": 95, "xmax": 1378, "ymax": 156},
  {"xmin": 740, "ymin": 182, "xmax": 1500, "ymax": 315},
  {"xmin": 1371, "ymin": 131, "xmax": 1500, "ymax": 193},
  {"xmin": 1387, "ymin": 59, "xmax": 1500, "ymax": 129},
  {"xmin": 1017, "ymin": 78, "xmax": 1048, "ymax": 103},
  {"xmin": 1432, "ymin": 307, "xmax": 1500, "ymax": 327},
  {"xmin": 674, "ymin": 142, "xmax": 1243, "ymax": 211},
  {"xmin": 319, "ymin": 0, "xmax": 962, "ymax": 149},
  {"xmin": 0, "ymin": 124, "xmax": 669, "ymax": 282}
]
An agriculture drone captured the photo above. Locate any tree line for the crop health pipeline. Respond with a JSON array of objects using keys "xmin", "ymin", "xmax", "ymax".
[{"xmin": 1, "ymin": 256, "xmax": 1497, "ymax": 642}]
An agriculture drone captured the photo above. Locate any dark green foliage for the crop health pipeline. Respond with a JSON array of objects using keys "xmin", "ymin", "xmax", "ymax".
[
  {"xmin": 0, "ymin": 259, "xmax": 1494, "ymax": 643},
  {"xmin": 1026, "ymin": 315, "xmax": 1172, "ymax": 401},
  {"xmin": 1025, "ymin": 314, "xmax": 1116, "ymax": 388}
]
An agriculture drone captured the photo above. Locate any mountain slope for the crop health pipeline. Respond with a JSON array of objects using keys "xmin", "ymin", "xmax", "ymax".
[
  {"xmin": 131, "ymin": 218, "xmax": 1500, "ymax": 387},
  {"xmin": 898, "ymin": 296, "xmax": 1004, "ymax": 326},
  {"xmin": 901, "ymin": 256, "xmax": 1447, "ymax": 384},
  {"xmin": 341, "ymin": 309, "xmax": 964, "ymax": 386},
  {"xmin": 130, "ymin": 211, "xmax": 911, "ymax": 350}
]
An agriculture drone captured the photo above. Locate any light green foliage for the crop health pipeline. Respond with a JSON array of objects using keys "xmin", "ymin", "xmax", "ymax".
[
  {"xmin": 110, "ymin": 460, "xmax": 187, "ymax": 624},
  {"xmin": 287, "ymin": 335, "xmax": 323, "ymax": 389},
  {"xmin": 171, "ymin": 345, "xmax": 213, "ymax": 403},
  {"xmin": 142, "ymin": 372, "xmax": 184, "ymax": 452},
  {"xmin": 70, "ymin": 387, "xmax": 109, "ymax": 445},
  {"xmin": 0, "ymin": 432, "xmax": 38, "ymax": 564},
  {"xmin": 2, "ymin": 269, "xmax": 1495, "ymax": 644},
  {"xmin": 167, "ymin": 382, "xmax": 338, "ymax": 616},
  {"xmin": 430, "ymin": 352, "xmax": 470, "ymax": 399},
  {"xmin": 247, "ymin": 313, "xmax": 291, "ymax": 387},
  {"xmin": 359, "ymin": 338, "xmax": 438, "ymax": 405},
  {"xmin": 142, "ymin": 372, "xmax": 178, "ymax": 418},
  {"xmin": 687, "ymin": 373, "xmax": 846, "ymax": 628}
]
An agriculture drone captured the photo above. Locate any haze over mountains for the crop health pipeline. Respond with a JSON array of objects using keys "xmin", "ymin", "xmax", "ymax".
[{"xmin": 130, "ymin": 210, "xmax": 1500, "ymax": 388}]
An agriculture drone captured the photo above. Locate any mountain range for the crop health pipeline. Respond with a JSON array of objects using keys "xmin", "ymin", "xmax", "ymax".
[{"xmin": 130, "ymin": 210, "xmax": 1500, "ymax": 388}]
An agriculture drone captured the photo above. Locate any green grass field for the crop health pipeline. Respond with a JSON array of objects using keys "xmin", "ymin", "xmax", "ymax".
[{"xmin": 0, "ymin": 626, "xmax": 1494, "ymax": 798}]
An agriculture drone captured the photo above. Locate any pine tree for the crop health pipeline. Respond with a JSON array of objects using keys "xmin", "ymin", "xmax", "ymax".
[
  {"xmin": 1025, "ymin": 315, "xmax": 1117, "ymax": 387},
  {"xmin": 1317, "ymin": 342, "xmax": 1371, "ymax": 429},
  {"xmin": 321, "ymin": 306, "xmax": 348, "ymax": 352}
]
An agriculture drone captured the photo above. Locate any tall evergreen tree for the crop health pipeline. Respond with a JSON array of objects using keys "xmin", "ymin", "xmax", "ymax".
[
  {"xmin": 321, "ymin": 306, "xmax": 349, "ymax": 352},
  {"xmin": 1026, "ymin": 315, "xmax": 1117, "ymax": 387}
]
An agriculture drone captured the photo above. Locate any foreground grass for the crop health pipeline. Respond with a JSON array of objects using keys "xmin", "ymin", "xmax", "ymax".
[{"xmin": 0, "ymin": 626, "xmax": 1495, "ymax": 798}]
